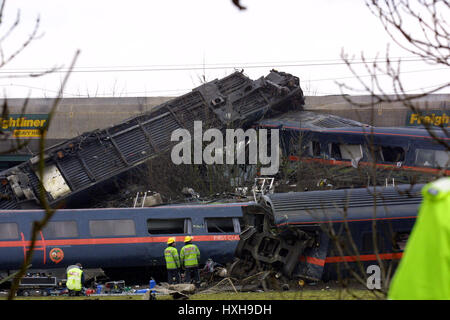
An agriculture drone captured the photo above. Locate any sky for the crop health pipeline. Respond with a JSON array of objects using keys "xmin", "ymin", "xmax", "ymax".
[{"xmin": 0, "ymin": 0, "xmax": 448, "ymax": 99}]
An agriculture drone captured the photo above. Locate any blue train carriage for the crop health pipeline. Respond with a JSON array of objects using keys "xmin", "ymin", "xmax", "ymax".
[
  {"xmin": 257, "ymin": 111, "xmax": 450, "ymax": 178},
  {"xmin": 234, "ymin": 184, "xmax": 423, "ymax": 283},
  {"xmin": 0, "ymin": 202, "xmax": 251, "ymax": 283}
]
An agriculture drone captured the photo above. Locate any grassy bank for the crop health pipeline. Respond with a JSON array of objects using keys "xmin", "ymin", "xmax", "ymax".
[{"xmin": 3, "ymin": 288, "xmax": 383, "ymax": 300}]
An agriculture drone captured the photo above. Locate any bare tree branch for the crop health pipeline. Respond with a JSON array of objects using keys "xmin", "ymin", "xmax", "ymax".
[{"xmin": 7, "ymin": 50, "xmax": 80, "ymax": 300}]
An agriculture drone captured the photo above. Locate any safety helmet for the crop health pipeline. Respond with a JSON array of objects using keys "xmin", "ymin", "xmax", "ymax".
[
  {"xmin": 184, "ymin": 236, "xmax": 193, "ymax": 243},
  {"xmin": 167, "ymin": 237, "xmax": 176, "ymax": 245}
]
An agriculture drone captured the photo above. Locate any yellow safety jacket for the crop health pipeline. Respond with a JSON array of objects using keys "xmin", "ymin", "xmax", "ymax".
[
  {"xmin": 66, "ymin": 266, "xmax": 83, "ymax": 291},
  {"xmin": 388, "ymin": 177, "xmax": 450, "ymax": 300},
  {"xmin": 164, "ymin": 246, "xmax": 180, "ymax": 270},
  {"xmin": 180, "ymin": 244, "xmax": 200, "ymax": 268}
]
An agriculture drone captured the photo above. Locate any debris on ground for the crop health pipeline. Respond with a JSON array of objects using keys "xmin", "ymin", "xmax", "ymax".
[{"xmin": 143, "ymin": 283, "xmax": 196, "ymax": 300}]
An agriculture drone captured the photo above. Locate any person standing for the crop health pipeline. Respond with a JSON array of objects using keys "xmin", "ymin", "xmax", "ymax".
[
  {"xmin": 66, "ymin": 263, "xmax": 84, "ymax": 296},
  {"xmin": 164, "ymin": 237, "xmax": 181, "ymax": 284},
  {"xmin": 180, "ymin": 236, "xmax": 201, "ymax": 286},
  {"xmin": 388, "ymin": 177, "xmax": 450, "ymax": 299}
]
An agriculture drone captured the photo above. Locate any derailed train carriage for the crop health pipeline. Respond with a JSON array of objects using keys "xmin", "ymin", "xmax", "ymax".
[
  {"xmin": 0, "ymin": 184, "xmax": 422, "ymax": 284},
  {"xmin": 256, "ymin": 110, "xmax": 449, "ymax": 190},
  {"xmin": 232, "ymin": 183, "xmax": 422, "ymax": 283},
  {"xmin": 0, "ymin": 202, "xmax": 249, "ymax": 283}
]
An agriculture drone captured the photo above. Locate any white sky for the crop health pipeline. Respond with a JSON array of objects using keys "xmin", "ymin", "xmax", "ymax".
[{"xmin": 0, "ymin": 0, "xmax": 448, "ymax": 98}]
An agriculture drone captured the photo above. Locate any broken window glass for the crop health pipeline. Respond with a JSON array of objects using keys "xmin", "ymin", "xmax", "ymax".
[
  {"xmin": 329, "ymin": 143, "xmax": 342, "ymax": 160},
  {"xmin": 415, "ymin": 148, "xmax": 449, "ymax": 168},
  {"xmin": 147, "ymin": 218, "xmax": 191, "ymax": 235},
  {"xmin": 341, "ymin": 144, "xmax": 363, "ymax": 161},
  {"xmin": 0, "ymin": 222, "xmax": 19, "ymax": 240},
  {"xmin": 289, "ymin": 133, "xmax": 312, "ymax": 158},
  {"xmin": 288, "ymin": 134, "xmax": 301, "ymax": 157},
  {"xmin": 306, "ymin": 141, "xmax": 321, "ymax": 157},
  {"xmin": 205, "ymin": 217, "xmax": 237, "ymax": 233},
  {"xmin": 313, "ymin": 141, "xmax": 321, "ymax": 157},
  {"xmin": 373, "ymin": 145, "xmax": 405, "ymax": 163},
  {"xmin": 330, "ymin": 143, "xmax": 363, "ymax": 161},
  {"xmin": 43, "ymin": 221, "xmax": 78, "ymax": 238}
]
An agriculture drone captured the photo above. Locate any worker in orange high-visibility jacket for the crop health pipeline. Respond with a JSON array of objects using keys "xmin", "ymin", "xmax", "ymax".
[
  {"xmin": 180, "ymin": 236, "xmax": 201, "ymax": 286},
  {"xmin": 164, "ymin": 237, "xmax": 181, "ymax": 284},
  {"xmin": 388, "ymin": 177, "xmax": 450, "ymax": 300},
  {"xmin": 66, "ymin": 263, "xmax": 84, "ymax": 296}
]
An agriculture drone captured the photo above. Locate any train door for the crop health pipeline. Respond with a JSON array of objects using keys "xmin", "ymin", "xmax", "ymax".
[
  {"xmin": 202, "ymin": 216, "xmax": 242, "ymax": 264},
  {"xmin": 20, "ymin": 229, "xmax": 48, "ymax": 268}
]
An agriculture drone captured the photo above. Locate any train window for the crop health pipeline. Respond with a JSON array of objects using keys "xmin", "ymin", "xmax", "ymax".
[
  {"xmin": 238, "ymin": 217, "xmax": 245, "ymax": 230},
  {"xmin": 329, "ymin": 143, "xmax": 342, "ymax": 160},
  {"xmin": 328, "ymin": 143, "xmax": 363, "ymax": 161},
  {"xmin": 435, "ymin": 150, "xmax": 450, "ymax": 168},
  {"xmin": 393, "ymin": 232, "xmax": 410, "ymax": 251},
  {"xmin": 0, "ymin": 223, "xmax": 19, "ymax": 240},
  {"xmin": 290, "ymin": 134, "xmax": 310, "ymax": 157},
  {"xmin": 306, "ymin": 141, "xmax": 321, "ymax": 157},
  {"xmin": 89, "ymin": 219, "xmax": 136, "ymax": 237},
  {"xmin": 42, "ymin": 221, "xmax": 78, "ymax": 238},
  {"xmin": 288, "ymin": 137, "xmax": 301, "ymax": 157},
  {"xmin": 147, "ymin": 218, "xmax": 192, "ymax": 235},
  {"xmin": 374, "ymin": 145, "xmax": 405, "ymax": 163},
  {"xmin": 339, "ymin": 144, "xmax": 363, "ymax": 161},
  {"xmin": 205, "ymin": 218, "xmax": 239, "ymax": 233},
  {"xmin": 415, "ymin": 148, "xmax": 449, "ymax": 168}
]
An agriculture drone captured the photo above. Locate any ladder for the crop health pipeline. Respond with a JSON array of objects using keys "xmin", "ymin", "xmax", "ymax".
[
  {"xmin": 252, "ymin": 177, "xmax": 275, "ymax": 202},
  {"xmin": 133, "ymin": 191, "xmax": 149, "ymax": 208}
]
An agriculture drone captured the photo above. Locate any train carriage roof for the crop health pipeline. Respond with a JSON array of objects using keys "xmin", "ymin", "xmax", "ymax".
[
  {"xmin": 262, "ymin": 184, "xmax": 424, "ymax": 226},
  {"xmin": 258, "ymin": 110, "xmax": 368, "ymax": 129},
  {"xmin": 0, "ymin": 202, "xmax": 254, "ymax": 220},
  {"xmin": 257, "ymin": 111, "xmax": 449, "ymax": 140}
]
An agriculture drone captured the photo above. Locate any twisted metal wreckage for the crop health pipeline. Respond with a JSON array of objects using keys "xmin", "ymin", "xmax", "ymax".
[{"xmin": 0, "ymin": 70, "xmax": 429, "ymax": 286}]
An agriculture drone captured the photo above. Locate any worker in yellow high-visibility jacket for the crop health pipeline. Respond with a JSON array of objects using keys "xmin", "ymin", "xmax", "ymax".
[
  {"xmin": 164, "ymin": 237, "xmax": 181, "ymax": 284},
  {"xmin": 180, "ymin": 236, "xmax": 201, "ymax": 286},
  {"xmin": 66, "ymin": 263, "xmax": 84, "ymax": 296},
  {"xmin": 388, "ymin": 177, "xmax": 450, "ymax": 300}
]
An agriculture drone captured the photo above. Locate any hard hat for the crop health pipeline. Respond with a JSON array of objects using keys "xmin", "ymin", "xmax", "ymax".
[
  {"xmin": 184, "ymin": 236, "xmax": 193, "ymax": 243},
  {"xmin": 167, "ymin": 237, "xmax": 176, "ymax": 244}
]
